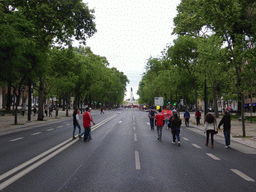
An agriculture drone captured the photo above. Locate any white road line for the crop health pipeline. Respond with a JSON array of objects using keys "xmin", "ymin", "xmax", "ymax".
[
  {"xmin": 192, "ymin": 143, "xmax": 202, "ymax": 149},
  {"xmin": 206, "ymin": 153, "xmax": 221, "ymax": 161},
  {"xmin": 134, "ymin": 134, "xmax": 137, "ymax": 141},
  {"xmin": 46, "ymin": 129, "xmax": 54, "ymax": 132},
  {"xmin": 231, "ymin": 169, "xmax": 255, "ymax": 182},
  {"xmin": 0, "ymin": 114, "xmax": 119, "ymax": 190},
  {"xmin": 10, "ymin": 137, "xmax": 24, "ymax": 142},
  {"xmin": 31, "ymin": 132, "xmax": 41, "ymax": 136},
  {"xmin": 134, "ymin": 127, "xmax": 136, "ymax": 130},
  {"xmin": 57, "ymin": 126, "xmax": 63, "ymax": 128},
  {"xmin": 0, "ymin": 139, "xmax": 78, "ymax": 191},
  {"xmin": 135, "ymin": 151, "xmax": 141, "ymax": 170},
  {"xmin": 182, "ymin": 137, "xmax": 189, "ymax": 141},
  {"xmin": 66, "ymin": 124, "xmax": 70, "ymax": 126}
]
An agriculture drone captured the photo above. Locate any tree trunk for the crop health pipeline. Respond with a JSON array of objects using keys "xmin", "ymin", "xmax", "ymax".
[
  {"xmin": 213, "ymin": 84, "xmax": 218, "ymax": 118},
  {"xmin": 66, "ymin": 94, "xmax": 69, "ymax": 117},
  {"xmin": 28, "ymin": 83, "xmax": 32, "ymax": 122},
  {"xmin": 241, "ymin": 94, "xmax": 246, "ymax": 137},
  {"xmin": 6, "ymin": 84, "xmax": 12, "ymax": 111},
  {"xmin": 38, "ymin": 77, "xmax": 44, "ymax": 121}
]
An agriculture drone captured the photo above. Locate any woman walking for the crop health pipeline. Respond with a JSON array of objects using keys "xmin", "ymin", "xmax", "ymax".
[
  {"xmin": 218, "ymin": 111, "xmax": 231, "ymax": 148},
  {"xmin": 204, "ymin": 113, "xmax": 217, "ymax": 148},
  {"xmin": 171, "ymin": 113, "xmax": 182, "ymax": 146}
]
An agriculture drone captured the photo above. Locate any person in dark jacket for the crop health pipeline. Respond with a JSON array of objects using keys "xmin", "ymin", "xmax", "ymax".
[
  {"xmin": 73, "ymin": 108, "xmax": 82, "ymax": 139},
  {"xmin": 171, "ymin": 113, "xmax": 182, "ymax": 146},
  {"xmin": 218, "ymin": 111, "xmax": 231, "ymax": 148}
]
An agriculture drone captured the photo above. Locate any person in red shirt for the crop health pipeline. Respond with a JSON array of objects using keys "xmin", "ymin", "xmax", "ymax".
[
  {"xmin": 195, "ymin": 110, "xmax": 201, "ymax": 126},
  {"xmin": 155, "ymin": 109, "xmax": 165, "ymax": 141},
  {"xmin": 82, "ymin": 107, "xmax": 95, "ymax": 142}
]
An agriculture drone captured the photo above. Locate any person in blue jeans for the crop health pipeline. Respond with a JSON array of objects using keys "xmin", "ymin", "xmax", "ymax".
[
  {"xmin": 184, "ymin": 110, "xmax": 190, "ymax": 127},
  {"xmin": 72, "ymin": 108, "xmax": 82, "ymax": 139},
  {"xmin": 218, "ymin": 111, "xmax": 231, "ymax": 148},
  {"xmin": 148, "ymin": 107, "xmax": 156, "ymax": 130},
  {"xmin": 171, "ymin": 113, "xmax": 182, "ymax": 146}
]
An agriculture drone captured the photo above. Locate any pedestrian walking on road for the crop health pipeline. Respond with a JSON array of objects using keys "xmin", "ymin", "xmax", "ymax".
[
  {"xmin": 155, "ymin": 109, "xmax": 165, "ymax": 141},
  {"xmin": 55, "ymin": 106, "xmax": 59, "ymax": 118},
  {"xmin": 44, "ymin": 105, "xmax": 48, "ymax": 117},
  {"xmin": 100, "ymin": 107, "xmax": 104, "ymax": 114},
  {"xmin": 171, "ymin": 113, "xmax": 182, "ymax": 146},
  {"xmin": 218, "ymin": 111, "xmax": 231, "ymax": 148},
  {"xmin": 33, "ymin": 106, "xmax": 37, "ymax": 116},
  {"xmin": 49, "ymin": 106, "xmax": 53, "ymax": 117},
  {"xmin": 195, "ymin": 110, "xmax": 201, "ymax": 126},
  {"xmin": 204, "ymin": 113, "xmax": 217, "ymax": 148},
  {"xmin": 21, "ymin": 104, "xmax": 26, "ymax": 116},
  {"xmin": 184, "ymin": 110, "xmax": 190, "ymax": 127},
  {"xmin": 73, "ymin": 108, "xmax": 82, "ymax": 139},
  {"xmin": 148, "ymin": 107, "xmax": 156, "ymax": 130},
  {"xmin": 82, "ymin": 107, "xmax": 95, "ymax": 142}
]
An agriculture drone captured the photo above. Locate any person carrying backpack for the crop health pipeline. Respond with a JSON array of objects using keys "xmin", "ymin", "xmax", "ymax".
[{"xmin": 148, "ymin": 107, "xmax": 156, "ymax": 130}]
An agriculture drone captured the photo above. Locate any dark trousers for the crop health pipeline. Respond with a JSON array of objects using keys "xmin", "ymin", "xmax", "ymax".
[
  {"xmin": 83, "ymin": 127, "xmax": 91, "ymax": 141},
  {"xmin": 196, "ymin": 117, "xmax": 200, "ymax": 126},
  {"xmin": 206, "ymin": 130, "xmax": 215, "ymax": 145},
  {"xmin": 172, "ymin": 128, "xmax": 180, "ymax": 142},
  {"xmin": 149, "ymin": 118, "xmax": 154, "ymax": 130},
  {"xmin": 224, "ymin": 129, "xmax": 231, "ymax": 146}
]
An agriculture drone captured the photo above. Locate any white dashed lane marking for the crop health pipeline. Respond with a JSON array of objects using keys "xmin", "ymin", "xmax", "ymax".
[
  {"xmin": 192, "ymin": 143, "xmax": 202, "ymax": 149},
  {"xmin": 135, "ymin": 151, "xmax": 141, "ymax": 170},
  {"xmin": 182, "ymin": 137, "xmax": 189, "ymax": 141},
  {"xmin": 134, "ymin": 134, "xmax": 137, "ymax": 141},
  {"xmin": 10, "ymin": 137, "xmax": 24, "ymax": 142},
  {"xmin": 231, "ymin": 169, "xmax": 255, "ymax": 182},
  {"xmin": 206, "ymin": 153, "xmax": 221, "ymax": 161},
  {"xmin": 31, "ymin": 132, "xmax": 41, "ymax": 136},
  {"xmin": 57, "ymin": 126, "xmax": 63, "ymax": 128},
  {"xmin": 46, "ymin": 129, "xmax": 54, "ymax": 132}
]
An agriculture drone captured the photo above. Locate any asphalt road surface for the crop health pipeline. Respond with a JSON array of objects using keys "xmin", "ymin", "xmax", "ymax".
[{"xmin": 1, "ymin": 108, "xmax": 256, "ymax": 192}]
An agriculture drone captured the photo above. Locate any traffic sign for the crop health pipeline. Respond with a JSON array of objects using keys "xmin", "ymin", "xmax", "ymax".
[{"xmin": 154, "ymin": 97, "xmax": 164, "ymax": 106}]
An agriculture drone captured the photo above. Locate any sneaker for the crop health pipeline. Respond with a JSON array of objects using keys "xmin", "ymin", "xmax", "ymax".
[
  {"xmin": 205, "ymin": 143, "xmax": 208, "ymax": 146},
  {"xmin": 73, "ymin": 136, "xmax": 76, "ymax": 139},
  {"xmin": 178, "ymin": 142, "xmax": 180, "ymax": 146},
  {"xmin": 225, "ymin": 146, "xmax": 229, "ymax": 149},
  {"xmin": 172, "ymin": 142, "xmax": 175, "ymax": 144},
  {"xmin": 78, "ymin": 135, "xmax": 82, "ymax": 139}
]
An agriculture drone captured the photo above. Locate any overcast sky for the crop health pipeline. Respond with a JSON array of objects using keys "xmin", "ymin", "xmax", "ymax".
[{"xmin": 79, "ymin": 0, "xmax": 181, "ymax": 100}]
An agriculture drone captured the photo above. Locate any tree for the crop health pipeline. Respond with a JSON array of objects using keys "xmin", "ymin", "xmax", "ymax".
[{"xmin": 4, "ymin": 0, "xmax": 97, "ymax": 120}]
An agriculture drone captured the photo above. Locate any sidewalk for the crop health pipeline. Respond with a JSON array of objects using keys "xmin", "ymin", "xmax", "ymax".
[
  {"xmin": 180, "ymin": 112, "xmax": 256, "ymax": 149},
  {"xmin": 0, "ymin": 110, "xmax": 73, "ymax": 136}
]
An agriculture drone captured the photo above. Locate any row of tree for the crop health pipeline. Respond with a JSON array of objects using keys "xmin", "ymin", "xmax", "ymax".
[
  {"xmin": 0, "ymin": 1, "xmax": 129, "ymax": 124},
  {"xmin": 137, "ymin": 0, "xmax": 256, "ymax": 136}
]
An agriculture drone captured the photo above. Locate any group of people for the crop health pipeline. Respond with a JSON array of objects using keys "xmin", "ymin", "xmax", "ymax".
[
  {"xmin": 148, "ymin": 108, "xmax": 231, "ymax": 149},
  {"xmin": 149, "ymin": 107, "xmax": 182, "ymax": 146},
  {"xmin": 72, "ymin": 107, "xmax": 95, "ymax": 142}
]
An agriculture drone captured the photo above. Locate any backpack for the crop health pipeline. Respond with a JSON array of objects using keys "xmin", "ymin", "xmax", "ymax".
[{"xmin": 150, "ymin": 110, "xmax": 155, "ymax": 117}]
